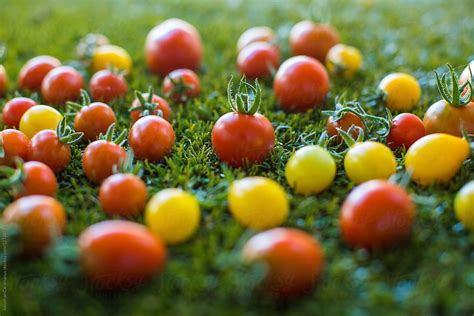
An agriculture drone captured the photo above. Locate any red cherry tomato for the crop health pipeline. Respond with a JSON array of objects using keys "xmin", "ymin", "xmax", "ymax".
[
  {"xmin": 41, "ymin": 66, "xmax": 83, "ymax": 105},
  {"xmin": 237, "ymin": 26, "xmax": 276, "ymax": 52},
  {"xmin": 145, "ymin": 18, "xmax": 203, "ymax": 76},
  {"xmin": 237, "ymin": 42, "xmax": 280, "ymax": 79},
  {"xmin": 162, "ymin": 68, "xmax": 200, "ymax": 103},
  {"xmin": 130, "ymin": 93, "xmax": 171, "ymax": 123},
  {"xmin": 2, "ymin": 97, "xmax": 37, "ymax": 128},
  {"xmin": 128, "ymin": 116, "xmax": 175, "ymax": 162},
  {"xmin": 0, "ymin": 65, "xmax": 7, "ymax": 97},
  {"xmin": 82, "ymin": 140, "xmax": 127, "ymax": 183},
  {"xmin": 326, "ymin": 112, "xmax": 365, "ymax": 143},
  {"xmin": 340, "ymin": 180, "xmax": 415, "ymax": 250},
  {"xmin": 28, "ymin": 130, "xmax": 71, "ymax": 173},
  {"xmin": 3, "ymin": 195, "xmax": 66, "ymax": 256},
  {"xmin": 18, "ymin": 56, "xmax": 61, "ymax": 91},
  {"xmin": 0, "ymin": 129, "xmax": 30, "ymax": 166},
  {"xmin": 78, "ymin": 220, "xmax": 167, "ymax": 290},
  {"xmin": 274, "ymin": 56, "xmax": 329, "ymax": 112},
  {"xmin": 74, "ymin": 102, "xmax": 116, "ymax": 142},
  {"xmin": 243, "ymin": 228, "xmax": 325, "ymax": 299},
  {"xmin": 14, "ymin": 161, "xmax": 57, "ymax": 199},
  {"xmin": 89, "ymin": 69, "xmax": 128, "ymax": 103},
  {"xmin": 99, "ymin": 173, "xmax": 147, "ymax": 217},
  {"xmin": 387, "ymin": 113, "xmax": 426, "ymax": 150},
  {"xmin": 289, "ymin": 21, "xmax": 339, "ymax": 62}
]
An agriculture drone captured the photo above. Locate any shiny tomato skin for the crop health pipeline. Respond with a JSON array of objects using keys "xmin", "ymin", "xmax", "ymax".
[
  {"xmin": 74, "ymin": 102, "xmax": 116, "ymax": 142},
  {"xmin": 387, "ymin": 113, "xmax": 425, "ymax": 150},
  {"xmin": 18, "ymin": 56, "xmax": 61, "ymax": 91},
  {"xmin": 0, "ymin": 129, "xmax": 30, "ymax": 166},
  {"xmin": 237, "ymin": 42, "xmax": 280, "ymax": 79},
  {"xmin": 145, "ymin": 18, "xmax": 203, "ymax": 76},
  {"xmin": 162, "ymin": 69, "xmax": 201, "ymax": 103},
  {"xmin": 130, "ymin": 93, "xmax": 171, "ymax": 123},
  {"xmin": 340, "ymin": 180, "xmax": 415, "ymax": 250},
  {"xmin": 423, "ymin": 100, "xmax": 474, "ymax": 137},
  {"xmin": 243, "ymin": 228, "xmax": 325, "ymax": 299},
  {"xmin": 28, "ymin": 130, "xmax": 71, "ymax": 173},
  {"xmin": 78, "ymin": 220, "xmax": 167, "ymax": 290},
  {"xmin": 274, "ymin": 56, "xmax": 330, "ymax": 112},
  {"xmin": 0, "ymin": 65, "xmax": 7, "ymax": 97},
  {"xmin": 2, "ymin": 97, "xmax": 37, "ymax": 128},
  {"xmin": 237, "ymin": 26, "xmax": 275, "ymax": 52},
  {"xmin": 326, "ymin": 112, "xmax": 365, "ymax": 143},
  {"xmin": 82, "ymin": 140, "xmax": 127, "ymax": 184},
  {"xmin": 289, "ymin": 21, "xmax": 339, "ymax": 62},
  {"xmin": 3, "ymin": 195, "xmax": 66, "ymax": 256},
  {"xmin": 15, "ymin": 161, "xmax": 57, "ymax": 199},
  {"xmin": 99, "ymin": 174, "xmax": 147, "ymax": 217},
  {"xmin": 89, "ymin": 69, "xmax": 128, "ymax": 103},
  {"xmin": 212, "ymin": 112, "xmax": 275, "ymax": 167},
  {"xmin": 128, "ymin": 116, "xmax": 175, "ymax": 162},
  {"xmin": 41, "ymin": 66, "xmax": 83, "ymax": 105}
]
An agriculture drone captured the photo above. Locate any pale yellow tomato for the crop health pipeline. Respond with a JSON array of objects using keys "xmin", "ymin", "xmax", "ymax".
[
  {"xmin": 326, "ymin": 44, "xmax": 362, "ymax": 78},
  {"xmin": 454, "ymin": 181, "xmax": 474, "ymax": 230},
  {"xmin": 228, "ymin": 177, "xmax": 288, "ymax": 230},
  {"xmin": 378, "ymin": 73, "xmax": 421, "ymax": 111},
  {"xmin": 91, "ymin": 44, "xmax": 132, "ymax": 74},
  {"xmin": 19, "ymin": 105, "xmax": 63, "ymax": 138}
]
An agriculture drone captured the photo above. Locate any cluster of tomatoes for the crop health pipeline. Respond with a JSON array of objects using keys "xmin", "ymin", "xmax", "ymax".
[{"xmin": 0, "ymin": 18, "xmax": 473, "ymax": 299}]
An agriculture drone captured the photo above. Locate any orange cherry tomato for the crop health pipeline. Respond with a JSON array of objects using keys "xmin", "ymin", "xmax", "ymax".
[
  {"xmin": 3, "ymin": 195, "xmax": 66, "ymax": 256},
  {"xmin": 28, "ymin": 130, "xmax": 71, "ymax": 173},
  {"xmin": 237, "ymin": 42, "xmax": 280, "ymax": 79},
  {"xmin": 243, "ymin": 228, "xmax": 325, "ymax": 299},
  {"xmin": 326, "ymin": 112, "xmax": 365, "ymax": 143},
  {"xmin": 99, "ymin": 173, "xmax": 147, "ymax": 217},
  {"xmin": 145, "ymin": 18, "xmax": 203, "ymax": 76},
  {"xmin": 423, "ymin": 100, "xmax": 474, "ymax": 136},
  {"xmin": 74, "ymin": 102, "xmax": 116, "ymax": 142},
  {"xmin": 128, "ymin": 116, "xmax": 175, "ymax": 162},
  {"xmin": 82, "ymin": 140, "xmax": 127, "ymax": 183},
  {"xmin": 289, "ymin": 21, "xmax": 339, "ymax": 62},
  {"xmin": 41, "ymin": 66, "xmax": 83, "ymax": 105},
  {"xmin": 274, "ymin": 56, "xmax": 330, "ymax": 112},
  {"xmin": 162, "ymin": 68, "xmax": 201, "ymax": 103},
  {"xmin": 340, "ymin": 180, "xmax": 415, "ymax": 250},
  {"xmin": 387, "ymin": 113, "xmax": 425, "ymax": 150},
  {"xmin": 2, "ymin": 97, "xmax": 37, "ymax": 128},
  {"xmin": 14, "ymin": 161, "xmax": 57, "ymax": 199},
  {"xmin": 18, "ymin": 55, "xmax": 61, "ymax": 91},
  {"xmin": 130, "ymin": 93, "xmax": 171, "ymax": 123},
  {"xmin": 237, "ymin": 26, "xmax": 276, "ymax": 52},
  {"xmin": 0, "ymin": 129, "xmax": 30, "ymax": 166},
  {"xmin": 89, "ymin": 69, "xmax": 128, "ymax": 103},
  {"xmin": 78, "ymin": 220, "xmax": 167, "ymax": 290}
]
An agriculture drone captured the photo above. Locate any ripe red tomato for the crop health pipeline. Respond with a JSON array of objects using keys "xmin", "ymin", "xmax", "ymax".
[
  {"xmin": 74, "ymin": 102, "xmax": 116, "ymax": 141},
  {"xmin": 340, "ymin": 180, "xmax": 415, "ymax": 250},
  {"xmin": 3, "ymin": 195, "xmax": 66, "ymax": 256},
  {"xmin": 0, "ymin": 64, "xmax": 9, "ymax": 97},
  {"xmin": 2, "ymin": 97, "xmax": 37, "ymax": 128},
  {"xmin": 78, "ymin": 220, "xmax": 167, "ymax": 290},
  {"xmin": 130, "ymin": 92, "xmax": 171, "ymax": 123},
  {"xmin": 128, "ymin": 116, "xmax": 175, "ymax": 162},
  {"xmin": 274, "ymin": 56, "xmax": 329, "ymax": 112},
  {"xmin": 387, "ymin": 113, "xmax": 426, "ymax": 150},
  {"xmin": 14, "ymin": 161, "xmax": 57, "ymax": 199},
  {"xmin": 99, "ymin": 173, "xmax": 147, "ymax": 217},
  {"xmin": 237, "ymin": 26, "xmax": 276, "ymax": 52},
  {"xmin": 243, "ymin": 228, "xmax": 325, "ymax": 299},
  {"xmin": 237, "ymin": 42, "xmax": 280, "ymax": 79},
  {"xmin": 0, "ymin": 129, "xmax": 30, "ymax": 166},
  {"xmin": 28, "ymin": 130, "xmax": 71, "ymax": 173},
  {"xmin": 41, "ymin": 66, "xmax": 83, "ymax": 105},
  {"xmin": 82, "ymin": 140, "xmax": 127, "ymax": 183},
  {"xmin": 289, "ymin": 21, "xmax": 339, "ymax": 62},
  {"xmin": 326, "ymin": 112, "xmax": 365, "ymax": 143},
  {"xmin": 145, "ymin": 18, "xmax": 203, "ymax": 76},
  {"xmin": 89, "ymin": 69, "xmax": 128, "ymax": 103},
  {"xmin": 162, "ymin": 68, "xmax": 200, "ymax": 103},
  {"xmin": 18, "ymin": 55, "xmax": 61, "ymax": 91}
]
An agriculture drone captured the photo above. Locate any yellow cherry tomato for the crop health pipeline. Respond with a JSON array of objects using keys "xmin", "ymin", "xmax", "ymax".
[
  {"xmin": 326, "ymin": 44, "xmax": 362, "ymax": 78},
  {"xmin": 228, "ymin": 177, "xmax": 289, "ymax": 230},
  {"xmin": 145, "ymin": 188, "xmax": 200, "ymax": 245},
  {"xmin": 19, "ymin": 105, "xmax": 63, "ymax": 138},
  {"xmin": 344, "ymin": 141, "xmax": 397, "ymax": 184},
  {"xmin": 455, "ymin": 181, "xmax": 474, "ymax": 230},
  {"xmin": 378, "ymin": 73, "xmax": 421, "ymax": 111},
  {"xmin": 285, "ymin": 145, "xmax": 336, "ymax": 195},
  {"xmin": 405, "ymin": 133, "xmax": 469, "ymax": 186},
  {"xmin": 91, "ymin": 44, "xmax": 132, "ymax": 74}
]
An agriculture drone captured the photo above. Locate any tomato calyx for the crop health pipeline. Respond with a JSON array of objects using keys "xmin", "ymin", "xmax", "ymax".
[
  {"xmin": 56, "ymin": 118, "xmax": 84, "ymax": 145},
  {"xmin": 435, "ymin": 64, "xmax": 472, "ymax": 107},
  {"xmin": 112, "ymin": 149, "xmax": 143, "ymax": 177},
  {"xmin": 129, "ymin": 87, "xmax": 164, "ymax": 118},
  {"xmin": 228, "ymin": 77, "xmax": 261, "ymax": 115},
  {"xmin": 165, "ymin": 76, "xmax": 194, "ymax": 103},
  {"xmin": 98, "ymin": 123, "xmax": 127, "ymax": 146}
]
